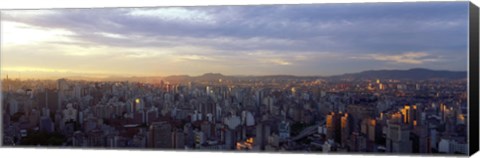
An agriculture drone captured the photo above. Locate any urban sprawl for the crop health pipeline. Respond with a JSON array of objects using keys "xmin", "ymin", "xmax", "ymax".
[{"xmin": 2, "ymin": 73, "xmax": 468, "ymax": 154}]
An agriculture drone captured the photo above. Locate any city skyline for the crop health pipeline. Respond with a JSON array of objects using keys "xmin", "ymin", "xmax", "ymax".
[
  {"xmin": 0, "ymin": 2, "xmax": 469, "ymax": 79},
  {"xmin": 1, "ymin": 2, "xmax": 471, "ymax": 154}
]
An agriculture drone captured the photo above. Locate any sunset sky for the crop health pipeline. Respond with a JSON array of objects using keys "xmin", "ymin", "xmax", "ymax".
[{"xmin": 0, "ymin": 2, "xmax": 469, "ymax": 79}]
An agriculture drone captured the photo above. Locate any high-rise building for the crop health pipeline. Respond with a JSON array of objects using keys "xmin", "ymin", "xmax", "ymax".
[
  {"xmin": 347, "ymin": 104, "xmax": 376, "ymax": 132},
  {"xmin": 278, "ymin": 120, "xmax": 290, "ymax": 140},
  {"xmin": 255, "ymin": 123, "xmax": 265, "ymax": 150},
  {"xmin": 224, "ymin": 129, "xmax": 234, "ymax": 150},
  {"xmin": 172, "ymin": 129, "xmax": 185, "ymax": 149},
  {"xmin": 364, "ymin": 118, "xmax": 377, "ymax": 142},
  {"xmin": 148, "ymin": 121, "xmax": 173, "ymax": 149},
  {"xmin": 201, "ymin": 122, "xmax": 212, "ymax": 139},
  {"xmin": 386, "ymin": 121, "xmax": 412, "ymax": 153},
  {"xmin": 340, "ymin": 113, "xmax": 351, "ymax": 147},
  {"xmin": 8, "ymin": 99, "xmax": 18, "ymax": 116},
  {"xmin": 74, "ymin": 84, "xmax": 82, "ymax": 99},
  {"xmin": 45, "ymin": 89, "xmax": 59, "ymax": 113},
  {"xmin": 194, "ymin": 130, "xmax": 206, "ymax": 148},
  {"xmin": 39, "ymin": 116, "xmax": 54, "ymax": 133},
  {"xmin": 57, "ymin": 78, "xmax": 68, "ymax": 111},
  {"xmin": 413, "ymin": 125, "xmax": 429, "ymax": 153},
  {"xmin": 400, "ymin": 104, "xmax": 418, "ymax": 126},
  {"xmin": 326, "ymin": 112, "xmax": 341, "ymax": 143},
  {"xmin": 184, "ymin": 123, "xmax": 195, "ymax": 148}
]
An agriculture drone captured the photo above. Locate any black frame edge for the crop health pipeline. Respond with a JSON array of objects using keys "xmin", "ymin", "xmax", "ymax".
[{"xmin": 469, "ymin": 1, "xmax": 479, "ymax": 156}]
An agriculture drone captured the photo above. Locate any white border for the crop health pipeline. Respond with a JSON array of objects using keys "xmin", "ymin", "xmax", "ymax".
[{"xmin": 0, "ymin": 0, "xmax": 476, "ymax": 9}]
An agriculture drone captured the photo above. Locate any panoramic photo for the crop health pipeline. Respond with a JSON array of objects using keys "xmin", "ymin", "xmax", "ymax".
[{"xmin": 1, "ymin": 1, "xmax": 470, "ymax": 155}]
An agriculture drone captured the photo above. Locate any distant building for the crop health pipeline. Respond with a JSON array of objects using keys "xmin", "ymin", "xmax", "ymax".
[
  {"xmin": 57, "ymin": 78, "xmax": 68, "ymax": 111},
  {"xmin": 326, "ymin": 112, "xmax": 341, "ymax": 143},
  {"xmin": 386, "ymin": 121, "xmax": 412, "ymax": 153},
  {"xmin": 148, "ymin": 122, "xmax": 173, "ymax": 149},
  {"xmin": 172, "ymin": 129, "xmax": 185, "ymax": 149},
  {"xmin": 255, "ymin": 123, "xmax": 265, "ymax": 150},
  {"xmin": 8, "ymin": 98, "xmax": 18, "ymax": 116},
  {"xmin": 438, "ymin": 138, "xmax": 468, "ymax": 154},
  {"xmin": 278, "ymin": 121, "xmax": 290, "ymax": 140},
  {"xmin": 63, "ymin": 103, "xmax": 78, "ymax": 123},
  {"xmin": 194, "ymin": 129, "xmax": 206, "ymax": 148},
  {"xmin": 39, "ymin": 116, "xmax": 54, "ymax": 133},
  {"xmin": 340, "ymin": 113, "xmax": 352, "ymax": 147}
]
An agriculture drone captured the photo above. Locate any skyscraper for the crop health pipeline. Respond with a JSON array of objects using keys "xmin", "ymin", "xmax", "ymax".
[
  {"xmin": 340, "ymin": 113, "xmax": 351, "ymax": 147},
  {"xmin": 386, "ymin": 120, "xmax": 412, "ymax": 153},
  {"xmin": 326, "ymin": 112, "xmax": 341, "ymax": 143},
  {"xmin": 148, "ymin": 121, "xmax": 173, "ymax": 149},
  {"xmin": 57, "ymin": 78, "xmax": 68, "ymax": 111},
  {"xmin": 172, "ymin": 129, "xmax": 185, "ymax": 149}
]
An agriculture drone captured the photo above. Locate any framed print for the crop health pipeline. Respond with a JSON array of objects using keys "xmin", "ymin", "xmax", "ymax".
[{"xmin": 1, "ymin": 1, "xmax": 479, "ymax": 156}]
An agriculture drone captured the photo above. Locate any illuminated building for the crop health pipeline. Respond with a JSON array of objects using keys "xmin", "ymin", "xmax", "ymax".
[
  {"xmin": 326, "ymin": 112, "xmax": 341, "ymax": 143},
  {"xmin": 399, "ymin": 104, "xmax": 418, "ymax": 126},
  {"xmin": 236, "ymin": 137, "xmax": 254, "ymax": 150},
  {"xmin": 134, "ymin": 98, "xmax": 144, "ymax": 112},
  {"xmin": 457, "ymin": 114, "xmax": 466, "ymax": 125},
  {"xmin": 340, "ymin": 113, "xmax": 351, "ymax": 147},
  {"xmin": 367, "ymin": 83, "xmax": 375, "ymax": 91},
  {"xmin": 365, "ymin": 118, "xmax": 377, "ymax": 142}
]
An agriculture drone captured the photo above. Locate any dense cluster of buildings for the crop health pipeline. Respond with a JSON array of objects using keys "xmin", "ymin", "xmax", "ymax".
[{"xmin": 1, "ymin": 75, "xmax": 468, "ymax": 154}]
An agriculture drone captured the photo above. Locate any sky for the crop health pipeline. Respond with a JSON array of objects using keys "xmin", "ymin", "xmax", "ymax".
[{"xmin": 0, "ymin": 2, "xmax": 469, "ymax": 79}]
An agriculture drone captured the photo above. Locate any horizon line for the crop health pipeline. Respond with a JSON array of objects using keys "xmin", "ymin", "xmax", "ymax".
[{"xmin": 1, "ymin": 67, "xmax": 468, "ymax": 80}]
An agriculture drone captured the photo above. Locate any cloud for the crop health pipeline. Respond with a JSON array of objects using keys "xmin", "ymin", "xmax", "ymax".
[
  {"xmin": 267, "ymin": 59, "xmax": 292, "ymax": 66},
  {"xmin": 127, "ymin": 7, "xmax": 216, "ymax": 24},
  {"xmin": 0, "ymin": 2, "xmax": 469, "ymax": 77},
  {"xmin": 1, "ymin": 2, "xmax": 468, "ymax": 54},
  {"xmin": 95, "ymin": 32, "xmax": 128, "ymax": 39},
  {"xmin": 352, "ymin": 52, "xmax": 441, "ymax": 64},
  {"xmin": 1, "ymin": 21, "xmax": 76, "ymax": 45},
  {"xmin": 173, "ymin": 54, "xmax": 216, "ymax": 62}
]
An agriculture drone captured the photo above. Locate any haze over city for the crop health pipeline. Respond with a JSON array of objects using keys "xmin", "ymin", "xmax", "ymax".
[{"xmin": 0, "ymin": 2, "xmax": 468, "ymax": 80}]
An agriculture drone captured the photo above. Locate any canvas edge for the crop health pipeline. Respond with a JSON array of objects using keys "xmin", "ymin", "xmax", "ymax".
[{"xmin": 468, "ymin": 1, "xmax": 479, "ymax": 156}]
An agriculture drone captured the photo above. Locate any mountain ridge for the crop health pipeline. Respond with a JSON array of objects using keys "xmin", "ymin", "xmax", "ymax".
[
  {"xmin": 62, "ymin": 68, "xmax": 467, "ymax": 82},
  {"xmin": 329, "ymin": 68, "xmax": 466, "ymax": 80}
]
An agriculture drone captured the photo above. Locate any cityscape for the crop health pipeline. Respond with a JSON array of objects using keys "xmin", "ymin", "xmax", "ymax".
[
  {"xmin": 0, "ymin": 1, "xmax": 470, "ymax": 155},
  {"xmin": 1, "ymin": 69, "xmax": 469, "ymax": 154}
]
